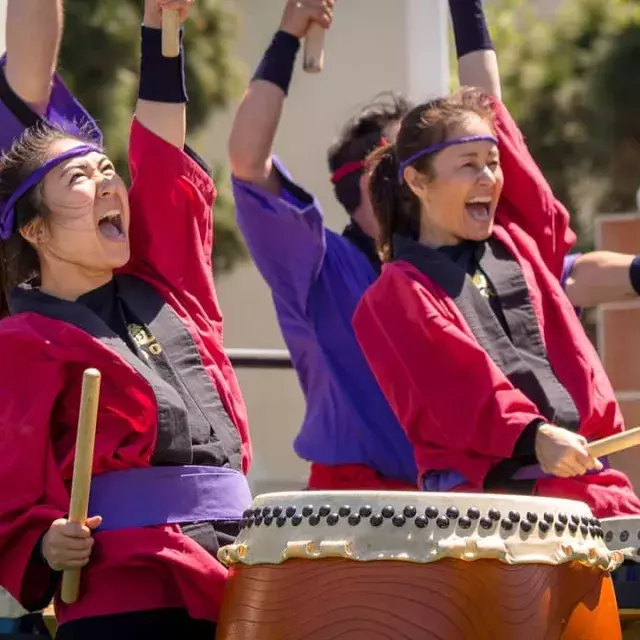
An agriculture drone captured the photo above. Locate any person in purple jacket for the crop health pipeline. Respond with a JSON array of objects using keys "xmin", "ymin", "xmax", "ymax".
[{"xmin": 228, "ymin": 0, "xmax": 640, "ymax": 492}]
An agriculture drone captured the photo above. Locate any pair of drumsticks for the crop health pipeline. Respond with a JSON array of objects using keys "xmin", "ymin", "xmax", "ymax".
[{"xmin": 160, "ymin": 9, "xmax": 327, "ymax": 72}]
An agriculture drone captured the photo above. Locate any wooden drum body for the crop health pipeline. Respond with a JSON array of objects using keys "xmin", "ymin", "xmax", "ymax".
[{"xmin": 217, "ymin": 492, "xmax": 622, "ymax": 640}]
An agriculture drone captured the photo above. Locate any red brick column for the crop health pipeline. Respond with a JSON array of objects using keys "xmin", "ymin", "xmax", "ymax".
[{"xmin": 595, "ymin": 213, "xmax": 640, "ymax": 491}]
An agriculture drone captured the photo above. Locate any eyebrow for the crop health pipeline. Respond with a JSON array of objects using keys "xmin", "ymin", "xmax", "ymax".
[
  {"xmin": 61, "ymin": 155, "xmax": 110, "ymax": 176},
  {"xmin": 458, "ymin": 148, "xmax": 499, "ymax": 159}
]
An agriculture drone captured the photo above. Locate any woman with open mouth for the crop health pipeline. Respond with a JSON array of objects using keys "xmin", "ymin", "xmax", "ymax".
[
  {"xmin": 352, "ymin": 85, "xmax": 640, "ymax": 517},
  {"xmin": 0, "ymin": 0, "xmax": 252, "ymax": 638}
]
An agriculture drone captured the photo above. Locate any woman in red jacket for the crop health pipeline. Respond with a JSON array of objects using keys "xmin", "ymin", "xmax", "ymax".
[
  {"xmin": 0, "ymin": 1, "xmax": 252, "ymax": 638},
  {"xmin": 352, "ymin": 86, "xmax": 640, "ymax": 520}
]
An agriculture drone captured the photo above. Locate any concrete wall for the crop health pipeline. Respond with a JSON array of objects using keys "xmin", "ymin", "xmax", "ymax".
[{"xmin": 200, "ymin": 0, "xmax": 450, "ymax": 495}]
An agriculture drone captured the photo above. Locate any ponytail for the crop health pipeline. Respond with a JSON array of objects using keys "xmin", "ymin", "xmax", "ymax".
[{"xmin": 367, "ymin": 144, "xmax": 421, "ymax": 261}]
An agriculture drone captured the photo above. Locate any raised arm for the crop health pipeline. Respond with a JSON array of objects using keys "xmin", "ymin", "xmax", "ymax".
[
  {"xmin": 228, "ymin": 0, "xmax": 333, "ymax": 193},
  {"xmin": 448, "ymin": 1, "xmax": 574, "ymax": 276},
  {"xmin": 4, "ymin": 0, "xmax": 63, "ymax": 115},
  {"xmin": 134, "ymin": 0, "xmax": 191, "ymax": 149},
  {"xmin": 449, "ymin": 0, "xmax": 500, "ymax": 99}
]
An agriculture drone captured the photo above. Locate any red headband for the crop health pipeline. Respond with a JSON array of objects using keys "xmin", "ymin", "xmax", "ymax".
[{"xmin": 330, "ymin": 137, "xmax": 389, "ymax": 184}]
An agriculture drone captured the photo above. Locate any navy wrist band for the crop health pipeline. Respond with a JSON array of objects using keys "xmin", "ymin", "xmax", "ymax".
[
  {"xmin": 252, "ymin": 30, "xmax": 300, "ymax": 96},
  {"xmin": 629, "ymin": 255, "xmax": 640, "ymax": 296},
  {"xmin": 139, "ymin": 25, "xmax": 188, "ymax": 103},
  {"xmin": 448, "ymin": 0, "xmax": 494, "ymax": 59}
]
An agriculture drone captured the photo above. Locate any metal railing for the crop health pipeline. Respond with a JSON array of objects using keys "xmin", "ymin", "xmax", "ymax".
[{"xmin": 226, "ymin": 348, "xmax": 293, "ymax": 370}]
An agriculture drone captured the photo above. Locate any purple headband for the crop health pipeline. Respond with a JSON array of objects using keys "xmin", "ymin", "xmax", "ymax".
[
  {"xmin": 397, "ymin": 135, "xmax": 498, "ymax": 182},
  {"xmin": 0, "ymin": 143, "xmax": 101, "ymax": 240}
]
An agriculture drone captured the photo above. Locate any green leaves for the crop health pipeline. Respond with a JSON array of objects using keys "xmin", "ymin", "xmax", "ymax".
[{"xmin": 486, "ymin": 0, "xmax": 640, "ymax": 242}]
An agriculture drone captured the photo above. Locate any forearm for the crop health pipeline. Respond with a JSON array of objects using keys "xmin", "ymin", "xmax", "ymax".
[
  {"xmin": 565, "ymin": 251, "xmax": 639, "ymax": 308},
  {"xmin": 5, "ymin": 0, "xmax": 63, "ymax": 115},
  {"xmin": 134, "ymin": 14, "xmax": 186, "ymax": 149},
  {"xmin": 228, "ymin": 31, "xmax": 300, "ymax": 193},
  {"xmin": 449, "ymin": 0, "xmax": 501, "ymax": 99}
]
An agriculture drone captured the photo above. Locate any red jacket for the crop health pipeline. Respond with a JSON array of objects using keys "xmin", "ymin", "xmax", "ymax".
[
  {"xmin": 353, "ymin": 98, "xmax": 640, "ymax": 518},
  {"xmin": 0, "ymin": 119, "xmax": 251, "ymax": 625}
]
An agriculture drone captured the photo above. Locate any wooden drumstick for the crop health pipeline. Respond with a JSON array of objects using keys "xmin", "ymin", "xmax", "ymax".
[
  {"xmin": 162, "ymin": 8, "xmax": 181, "ymax": 58},
  {"xmin": 303, "ymin": 23, "xmax": 326, "ymax": 73},
  {"xmin": 60, "ymin": 369, "xmax": 102, "ymax": 605},
  {"xmin": 587, "ymin": 426, "xmax": 640, "ymax": 459}
]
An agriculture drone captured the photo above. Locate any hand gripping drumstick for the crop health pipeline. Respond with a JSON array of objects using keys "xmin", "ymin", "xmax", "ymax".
[
  {"xmin": 587, "ymin": 426, "xmax": 640, "ymax": 458},
  {"xmin": 303, "ymin": 23, "xmax": 326, "ymax": 73},
  {"xmin": 162, "ymin": 8, "xmax": 181, "ymax": 58},
  {"xmin": 60, "ymin": 369, "xmax": 102, "ymax": 605}
]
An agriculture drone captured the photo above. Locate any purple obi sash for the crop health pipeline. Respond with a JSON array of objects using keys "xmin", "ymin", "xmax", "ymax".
[
  {"xmin": 88, "ymin": 465, "xmax": 253, "ymax": 532},
  {"xmin": 423, "ymin": 458, "xmax": 610, "ymax": 492}
]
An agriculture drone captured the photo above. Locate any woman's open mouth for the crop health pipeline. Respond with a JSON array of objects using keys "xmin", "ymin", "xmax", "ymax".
[
  {"xmin": 97, "ymin": 210, "xmax": 125, "ymax": 240},
  {"xmin": 465, "ymin": 196, "xmax": 493, "ymax": 222}
]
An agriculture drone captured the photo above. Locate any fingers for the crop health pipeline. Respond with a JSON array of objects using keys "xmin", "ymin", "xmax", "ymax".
[
  {"xmin": 158, "ymin": 0, "xmax": 194, "ymax": 23},
  {"xmin": 42, "ymin": 517, "xmax": 101, "ymax": 572},
  {"xmin": 85, "ymin": 515, "xmax": 103, "ymax": 530},
  {"xmin": 296, "ymin": 0, "xmax": 335, "ymax": 28},
  {"xmin": 546, "ymin": 447, "xmax": 602, "ymax": 478}
]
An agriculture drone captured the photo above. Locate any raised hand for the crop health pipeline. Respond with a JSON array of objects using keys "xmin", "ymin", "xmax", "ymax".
[
  {"xmin": 279, "ymin": 0, "xmax": 335, "ymax": 39},
  {"xmin": 143, "ymin": 0, "xmax": 195, "ymax": 30}
]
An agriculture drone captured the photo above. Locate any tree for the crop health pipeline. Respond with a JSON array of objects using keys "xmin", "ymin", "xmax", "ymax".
[
  {"xmin": 486, "ymin": 0, "xmax": 640, "ymax": 249},
  {"xmin": 58, "ymin": 0, "xmax": 247, "ymax": 271}
]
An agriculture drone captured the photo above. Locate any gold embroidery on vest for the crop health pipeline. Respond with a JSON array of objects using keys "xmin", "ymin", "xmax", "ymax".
[
  {"xmin": 472, "ymin": 271, "xmax": 493, "ymax": 300},
  {"xmin": 128, "ymin": 323, "xmax": 163, "ymax": 356}
]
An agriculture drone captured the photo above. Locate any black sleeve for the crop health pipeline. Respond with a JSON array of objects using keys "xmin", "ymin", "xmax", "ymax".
[{"xmin": 512, "ymin": 418, "xmax": 544, "ymax": 459}]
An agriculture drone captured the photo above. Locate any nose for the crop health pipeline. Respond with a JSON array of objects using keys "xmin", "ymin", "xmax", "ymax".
[
  {"xmin": 477, "ymin": 165, "xmax": 497, "ymax": 186},
  {"xmin": 96, "ymin": 173, "xmax": 116, "ymax": 198}
]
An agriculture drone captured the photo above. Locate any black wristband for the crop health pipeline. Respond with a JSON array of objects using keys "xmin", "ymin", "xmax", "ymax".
[
  {"xmin": 138, "ymin": 25, "xmax": 188, "ymax": 103},
  {"xmin": 448, "ymin": 0, "xmax": 494, "ymax": 59},
  {"xmin": 629, "ymin": 255, "xmax": 640, "ymax": 296},
  {"xmin": 252, "ymin": 30, "xmax": 300, "ymax": 96}
]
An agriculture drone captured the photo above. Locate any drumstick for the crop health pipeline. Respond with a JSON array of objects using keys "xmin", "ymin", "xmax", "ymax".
[
  {"xmin": 303, "ymin": 23, "xmax": 326, "ymax": 73},
  {"xmin": 161, "ymin": 8, "xmax": 181, "ymax": 58},
  {"xmin": 60, "ymin": 369, "xmax": 102, "ymax": 605},
  {"xmin": 587, "ymin": 426, "xmax": 640, "ymax": 459}
]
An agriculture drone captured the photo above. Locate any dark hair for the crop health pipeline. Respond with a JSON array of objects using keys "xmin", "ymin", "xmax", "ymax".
[
  {"xmin": 327, "ymin": 92, "xmax": 412, "ymax": 215},
  {"xmin": 0, "ymin": 122, "xmax": 95, "ymax": 318},
  {"xmin": 367, "ymin": 88, "xmax": 495, "ymax": 261}
]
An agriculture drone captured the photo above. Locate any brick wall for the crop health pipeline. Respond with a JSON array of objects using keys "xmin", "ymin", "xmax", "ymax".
[{"xmin": 596, "ymin": 214, "xmax": 640, "ymax": 491}]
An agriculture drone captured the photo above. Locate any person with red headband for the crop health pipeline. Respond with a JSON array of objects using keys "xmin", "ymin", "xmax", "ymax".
[
  {"xmin": 229, "ymin": 0, "xmax": 640, "ymax": 494},
  {"xmin": 0, "ymin": 0, "xmax": 253, "ymax": 637},
  {"xmin": 351, "ymin": 0, "xmax": 640, "ymax": 519}
]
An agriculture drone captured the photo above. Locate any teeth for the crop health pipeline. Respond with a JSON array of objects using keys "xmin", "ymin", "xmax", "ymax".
[
  {"xmin": 466, "ymin": 197, "xmax": 492, "ymax": 205},
  {"xmin": 99, "ymin": 210, "xmax": 121, "ymax": 222}
]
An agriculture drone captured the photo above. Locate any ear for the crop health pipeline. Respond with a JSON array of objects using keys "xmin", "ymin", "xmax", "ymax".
[
  {"xmin": 18, "ymin": 218, "xmax": 46, "ymax": 247},
  {"xmin": 403, "ymin": 165, "xmax": 429, "ymax": 201},
  {"xmin": 358, "ymin": 171, "xmax": 372, "ymax": 208}
]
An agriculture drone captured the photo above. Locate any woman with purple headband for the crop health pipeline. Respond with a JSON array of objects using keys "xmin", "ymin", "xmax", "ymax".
[
  {"xmin": 0, "ymin": 0, "xmax": 252, "ymax": 637},
  {"xmin": 351, "ymin": 9, "xmax": 640, "ymax": 519}
]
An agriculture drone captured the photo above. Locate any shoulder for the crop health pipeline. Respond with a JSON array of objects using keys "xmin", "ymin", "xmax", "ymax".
[
  {"xmin": 129, "ymin": 118, "xmax": 215, "ymax": 206},
  {"xmin": 0, "ymin": 314, "xmax": 66, "ymax": 389}
]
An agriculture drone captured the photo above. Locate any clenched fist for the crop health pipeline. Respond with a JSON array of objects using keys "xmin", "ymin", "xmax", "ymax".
[
  {"xmin": 144, "ymin": 0, "xmax": 195, "ymax": 30},
  {"xmin": 41, "ymin": 516, "xmax": 102, "ymax": 572},
  {"xmin": 280, "ymin": 0, "xmax": 336, "ymax": 40},
  {"xmin": 535, "ymin": 423, "xmax": 602, "ymax": 478}
]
